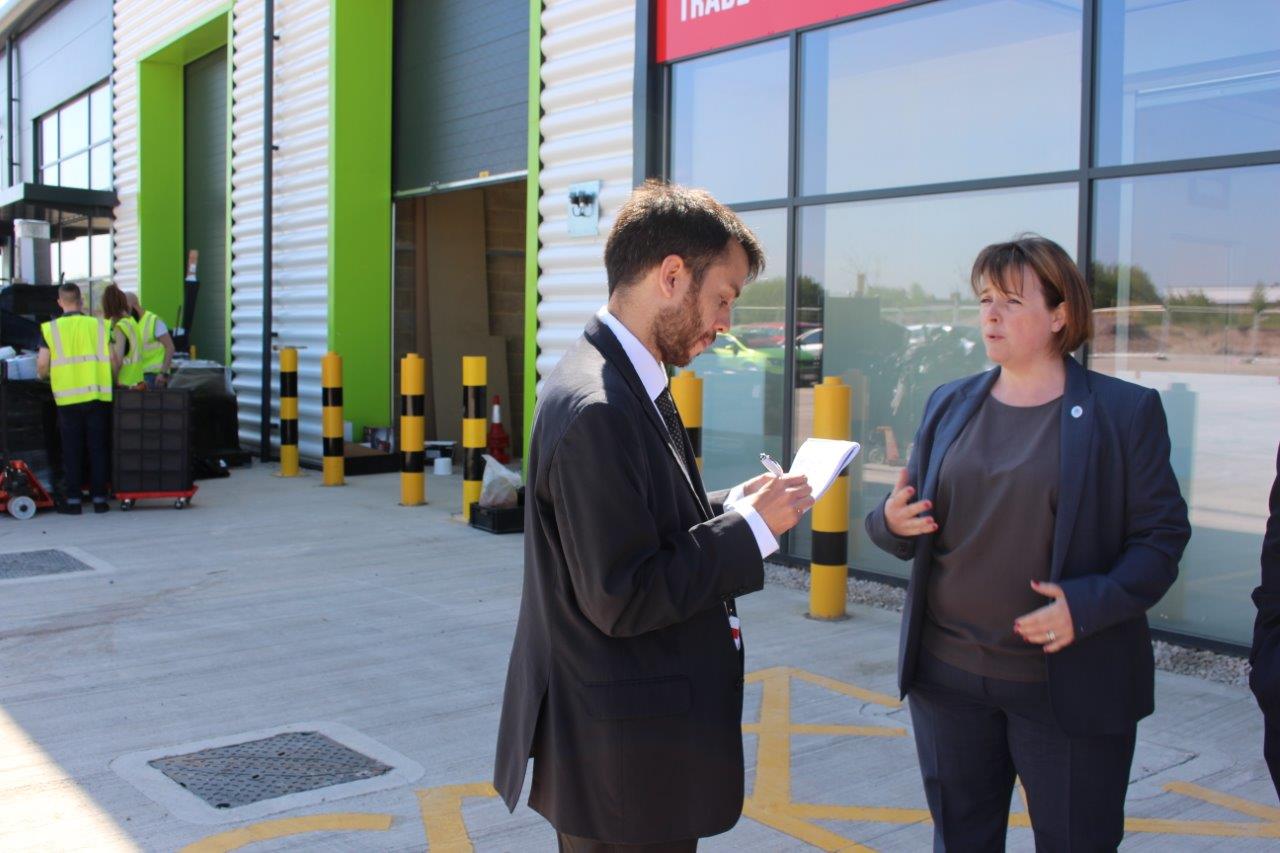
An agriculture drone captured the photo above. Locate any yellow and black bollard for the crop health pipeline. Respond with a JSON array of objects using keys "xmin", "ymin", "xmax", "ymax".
[
  {"xmin": 400, "ymin": 353, "xmax": 426, "ymax": 506},
  {"xmin": 321, "ymin": 352, "xmax": 345, "ymax": 486},
  {"xmin": 670, "ymin": 369, "xmax": 703, "ymax": 470},
  {"xmin": 279, "ymin": 347, "xmax": 299, "ymax": 477},
  {"xmin": 462, "ymin": 356, "xmax": 487, "ymax": 520},
  {"xmin": 809, "ymin": 376, "xmax": 851, "ymax": 620}
]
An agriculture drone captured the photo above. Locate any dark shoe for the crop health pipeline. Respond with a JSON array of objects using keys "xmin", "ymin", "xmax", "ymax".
[
  {"xmin": 57, "ymin": 503, "xmax": 82, "ymax": 515},
  {"xmin": 93, "ymin": 502, "xmax": 110, "ymax": 514}
]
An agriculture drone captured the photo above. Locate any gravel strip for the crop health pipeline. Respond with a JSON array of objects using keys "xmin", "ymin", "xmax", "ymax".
[{"xmin": 764, "ymin": 561, "xmax": 1250, "ymax": 687}]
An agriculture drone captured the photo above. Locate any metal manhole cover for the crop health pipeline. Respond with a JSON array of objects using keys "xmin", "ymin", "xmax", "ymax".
[
  {"xmin": 147, "ymin": 731, "xmax": 393, "ymax": 809},
  {"xmin": 0, "ymin": 549, "xmax": 95, "ymax": 580}
]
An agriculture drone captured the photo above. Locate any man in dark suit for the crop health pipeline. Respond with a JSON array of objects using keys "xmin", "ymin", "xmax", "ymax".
[
  {"xmin": 494, "ymin": 182, "xmax": 814, "ymax": 852},
  {"xmin": 1251, "ymin": 443, "xmax": 1280, "ymax": 797}
]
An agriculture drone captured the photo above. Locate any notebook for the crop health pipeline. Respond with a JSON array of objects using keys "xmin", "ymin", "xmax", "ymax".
[{"xmin": 788, "ymin": 438, "xmax": 861, "ymax": 500}]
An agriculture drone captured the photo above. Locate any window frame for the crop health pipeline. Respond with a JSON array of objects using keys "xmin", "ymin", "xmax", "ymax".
[
  {"xmin": 636, "ymin": 0, "xmax": 1280, "ymax": 651},
  {"xmin": 35, "ymin": 80, "xmax": 112, "ymax": 190}
]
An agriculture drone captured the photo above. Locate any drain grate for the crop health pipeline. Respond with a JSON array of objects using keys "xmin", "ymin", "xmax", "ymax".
[
  {"xmin": 147, "ymin": 731, "xmax": 393, "ymax": 810},
  {"xmin": 0, "ymin": 549, "xmax": 95, "ymax": 580}
]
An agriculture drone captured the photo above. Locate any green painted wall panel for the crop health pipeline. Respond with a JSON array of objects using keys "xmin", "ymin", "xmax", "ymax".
[
  {"xmin": 329, "ymin": 0, "xmax": 394, "ymax": 435},
  {"xmin": 523, "ymin": 0, "xmax": 542, "ymax": 465}
]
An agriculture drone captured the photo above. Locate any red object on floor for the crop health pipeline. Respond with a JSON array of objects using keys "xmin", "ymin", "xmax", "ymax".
[
  {"xmin": 488, "ymin": 395, "xmax": 511, "ymax": 464},
  {"xmin": 0, "ymin": 460, "xmax": 56, "ymax": 519}
]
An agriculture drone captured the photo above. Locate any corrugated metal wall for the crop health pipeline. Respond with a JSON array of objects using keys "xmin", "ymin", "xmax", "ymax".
[
  {"xmin": 114, "ymin": 0, "xmax": 331, "ymax": 460},
  {"xmin": 535, "ymin": 0, "xmax": 635, "ymax": 386},
  {"xmin": 229, "ymin": 0, "xmax": 329, "ymax": 459},
  {"xmin": 111, "ymin": 0, "xmax": 230, "ymax": 301}
]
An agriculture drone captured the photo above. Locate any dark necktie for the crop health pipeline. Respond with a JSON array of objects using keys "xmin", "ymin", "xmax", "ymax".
[{"xmin": 655, "ymin": 387, "xmax": 694, "ymax": 469}]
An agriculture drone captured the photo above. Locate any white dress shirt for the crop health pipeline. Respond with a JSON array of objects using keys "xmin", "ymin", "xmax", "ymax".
[{"xmin": 596, "ymin": 306, "xmax": 779, "ymax": 558}]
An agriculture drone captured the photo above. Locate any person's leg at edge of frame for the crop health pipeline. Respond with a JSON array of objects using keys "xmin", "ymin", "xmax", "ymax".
[
  {"xmin": 907, "ymin": 652, "xmax": 1018, "ymax": 852},
  {"xmin": 57, "ymin": 403, "xmax": 87, "ymax": 513}
]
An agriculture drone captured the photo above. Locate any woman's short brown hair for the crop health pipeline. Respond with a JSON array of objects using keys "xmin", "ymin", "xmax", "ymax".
[
  {"xmin": 100, "ymin": 284, "xmax": 129, "ymax": 321},
  {"xmin": 971, "ymin": 234, "xmax": 1093, "ymax": 356}
]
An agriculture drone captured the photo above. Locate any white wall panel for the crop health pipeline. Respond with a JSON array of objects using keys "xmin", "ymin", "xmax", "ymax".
[
  {"xmin": 536, "ymin": 0, "xmax": 635, "ymax": 389},
  {"xmin": 113, "ymin": 0, "xmax": 331, "ymax": 461},
  {"xmin": 230, "ymin": 0, "xmax": 330, "ymax": 460}
]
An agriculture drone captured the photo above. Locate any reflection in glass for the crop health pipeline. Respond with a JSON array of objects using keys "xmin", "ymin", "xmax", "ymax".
[
  {"xmin": 793, "ymin": 185, "xmax": 1078, "ymax": 576},
  {"xmin": 60, "ymin": 96, "xmax": 89, "ymax": 157},
  {"xmin": 58, "ymin": 236, "xmax": 90, "ymax": 282},
  {"xmin": 90, "ymin": 85, "xmax": 110, "ymax": 144},
  {"xmin": 1093, "ymin": 165, "xmax": 1280, "ymax": 644},
  {"xmin": 1095, "ymin": 0, "xmax": 1280, "ymax": 166},
  {"xmin": 40, "ymin": 115, "xmax": 58, "ymax": 166},
  {"xmin": 801, "ymin": 0, "xmax": 1081, "ymax": 194},
  {"xmin": 91, "ymin": 143, "xmax": 111, "ymax": 190},
  {"xmin": 687, "ymin": 208, "xmax": 787, "ymax": 492},
  {"xmin": 671, "ymin": 39, "xmax": 790, "ymax": 204}
]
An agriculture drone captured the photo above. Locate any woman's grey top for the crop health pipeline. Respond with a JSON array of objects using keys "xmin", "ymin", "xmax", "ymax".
[{"xmin": 922, "ymin": 394, "xmax": 1062, "ymax": 683}]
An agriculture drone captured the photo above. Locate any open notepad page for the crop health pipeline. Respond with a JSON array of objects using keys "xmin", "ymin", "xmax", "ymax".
[{"xmin": 789, "ymin": 438, "xmax": 861, "ymax": 501}]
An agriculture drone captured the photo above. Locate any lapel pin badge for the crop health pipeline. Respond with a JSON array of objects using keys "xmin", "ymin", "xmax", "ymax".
[{"xmin": 1070, "ymin": 405, "xmax": 1083, "ymax": 419}]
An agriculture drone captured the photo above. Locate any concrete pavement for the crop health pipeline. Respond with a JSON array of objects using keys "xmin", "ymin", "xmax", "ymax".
[{"xmin": 0, "ymin": 464, "xmax": 1275, "ymax": 851}]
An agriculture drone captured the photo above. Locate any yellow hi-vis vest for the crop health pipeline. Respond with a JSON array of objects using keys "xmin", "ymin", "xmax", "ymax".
[
  {"xmin": 40, "ymin": 315, "xmax": 113, "ymax": 406},
  {"xmin": 112, "ymin": 315, "xmax": 146, "ymax": 387},
  {"xmin": 139, "ymin": 310, "xmax": 166, "ymax": 375}
]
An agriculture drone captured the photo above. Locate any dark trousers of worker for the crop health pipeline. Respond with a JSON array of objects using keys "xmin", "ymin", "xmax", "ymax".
[
  {"xmin": 557, "ymin": 833, "xmax": 695, "ymax": 853},
  {"xmin": 1264, "ymin": 713, "xmax": 1280, "ymax": 799},
  {"xmin": 907, "ymin": 651, "xmax": 1136, "ymax": 853},
  {"xmin": 58, "ymin": 401, "xmax": 110, "ymax": 504}
]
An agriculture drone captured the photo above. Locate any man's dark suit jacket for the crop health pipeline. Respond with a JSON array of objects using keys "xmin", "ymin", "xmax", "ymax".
[
  {"xmin": 1250, "ymin": 443, "xmax": 1280, "ymax": 795},
  {"xmin": 866, "ymin": 356, "xmax": 1190, "ymax": 736},
  {"xmin": 494, "ymin": 317, "xmax": 764, "ymax": 844}
]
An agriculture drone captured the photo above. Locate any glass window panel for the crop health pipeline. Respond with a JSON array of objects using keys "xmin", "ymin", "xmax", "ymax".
[
  {"xmin": 688, "ymin": 208, "xmax": 788, "ymax": 492},
  {"xmin": 671, "ymin": 39, "xmax": 790, "ymax": 204},
  {"xmin": 58, "ymin": 236, "xmax": 90, "ymax": 282},
  {"xmin": 1095, "ymin": 0, "xmax": 1280, "ymax": 166},
  {"xmin": 801, "ymin": 0, "xmax": 1081, "ymax": 195},
  {"xmin": 40, "ymin": 114, "xmax": 58, "ymax": 166},
  {"xmin": 792, "ymin": 184, "xmax": 1078, "ymax": 576},
  {"xmin": 60, "ymin": 151, "xmax": 89, "ymax": 189},
  {"xmin": 90, "ymin": 233, "xmax": 111, "ymax": 279},
  {"xmin": 90, "ymin": 85, "xmax": 110, "ymax": 144},
  {"xmin": 40, "ymin": 164, "xmax": 58, "ymax": 186},
  {"xmin": 90, "ymin": 143, "xmax": 111, "ymax": 190},
  {"xmin": 59, "ymin": 95, "xmax": 89, "ymax": 157},
  {"xmin": 1092, "ymin": 165, "xmax": 1280, "ymax": 644}
]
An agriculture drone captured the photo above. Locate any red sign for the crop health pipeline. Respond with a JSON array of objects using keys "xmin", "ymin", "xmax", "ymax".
[{"xmin": 657, "ymin": 0, "xmax": 909, "ymax": 63}]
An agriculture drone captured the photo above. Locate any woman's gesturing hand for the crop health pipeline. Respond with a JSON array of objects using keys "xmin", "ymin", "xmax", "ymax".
[
  {"xmin": 1014, "ymin": 581, "xmax": 1077, "ymax": 653},
  {"xmin": 884, "ymin": 466, "xmax": 938, "ymax": 538}
]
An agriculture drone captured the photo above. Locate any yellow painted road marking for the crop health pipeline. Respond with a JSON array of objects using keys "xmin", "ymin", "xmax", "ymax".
[
  {"xmin": 417, "ymin": 782, "xmax": 499, "ymax": 851},
  {"xmin": 180, "ymin": 813, "xmax": 393, "ymax": 852}
]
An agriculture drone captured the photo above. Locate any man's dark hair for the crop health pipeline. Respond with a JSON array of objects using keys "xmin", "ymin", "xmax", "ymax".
[
  {"xmin": 58, "ymin": 283, "xmax": 82, "ymax": 303},
  {"xmin": 604, "ymin": 180, "xmax": 765, "ymax": 296}
]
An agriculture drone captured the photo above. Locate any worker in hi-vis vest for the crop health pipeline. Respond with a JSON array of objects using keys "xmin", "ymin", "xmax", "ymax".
[
  {"xmin": 102, "ymin": 284, "xmax": 146, "ymax": 389},
  {"xmin": 35, "ymin": 283, "xmax": 117, "ymax": 514},
  {"xmin": 126, "ymin": 291, "xmax": 174, "ymax": 388}
]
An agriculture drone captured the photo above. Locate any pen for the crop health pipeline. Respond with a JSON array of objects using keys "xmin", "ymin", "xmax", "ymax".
[{"xmin": 759, "ymin": 452, "xmax": 784, "ymax": 477}]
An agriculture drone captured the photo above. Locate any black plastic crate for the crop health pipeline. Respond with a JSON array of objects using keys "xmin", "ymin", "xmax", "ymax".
[
  {"xmin": 113, "ymin": 389, "xmax": 192, "ymax": 493},
  {"xmin": 469, "ymin": 502, "xmax": 524, "ymax": 534}
]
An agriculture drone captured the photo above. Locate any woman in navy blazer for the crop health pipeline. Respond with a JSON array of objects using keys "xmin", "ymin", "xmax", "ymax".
[{"xmin": 867, "ymin": 235, "xmax": 1190, "ymax": 852}]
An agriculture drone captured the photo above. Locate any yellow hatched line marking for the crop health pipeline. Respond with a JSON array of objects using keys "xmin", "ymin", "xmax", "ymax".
[{"xmin": 180, "ymin": 813, "xmax": 393, "ymax": 853}]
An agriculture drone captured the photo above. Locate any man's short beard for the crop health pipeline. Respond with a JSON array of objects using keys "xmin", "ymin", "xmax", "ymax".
[{"xmin": 653, "ymin": 278, "xmax": 706, "ymax": 367}]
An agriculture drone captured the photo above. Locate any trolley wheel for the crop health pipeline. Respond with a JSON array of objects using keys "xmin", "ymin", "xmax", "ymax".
[
  {"xmin": 120, "ymin": 499, "xmax": 134, "ymax": 511},
  {"xmin": 7, "ymin": 496, "xmax": 37, "ymax": 520},
  {"xmin": 174, "ymin": 499, "xmax": 186, "ymax": 509}
]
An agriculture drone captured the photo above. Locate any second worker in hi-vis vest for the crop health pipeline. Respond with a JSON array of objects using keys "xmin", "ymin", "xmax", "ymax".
[
  {"xmin": 126, "ymin": 290, "xmax": 175, "ymax": 388},
  {"xmin": 35, "ymin": 283, "xmax": 115, "ymax": 514},
  {"xmin": 102, "ymin": 284, "xmax": 146, "ymax": 389}
]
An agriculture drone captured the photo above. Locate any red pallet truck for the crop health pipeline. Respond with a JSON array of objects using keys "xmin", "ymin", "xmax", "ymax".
[{"xmin": 0, "ymin": 361, "xmax": 56, "ymax": 520}]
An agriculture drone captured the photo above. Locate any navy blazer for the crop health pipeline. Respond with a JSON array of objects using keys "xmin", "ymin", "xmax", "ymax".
[
  {"xmin": 866, "ymin": 355, "xmax": 1190, "ymax": 736},
  {"xmin": 1250, "ymin": 445, "xmax": 1280, "ymax": 712}
]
